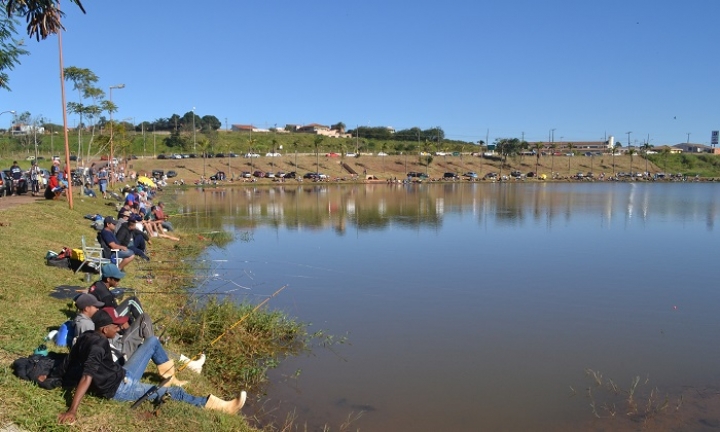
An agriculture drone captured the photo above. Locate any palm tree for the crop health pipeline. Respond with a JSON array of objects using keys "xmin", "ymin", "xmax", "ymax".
[
  {"xmin": 566, "ymin": 142, "xmax": 575, "ymax": 174},
  {"xmin": 661, "ymin": 147, "xmax": 671, "ymax": 172},
  {"xmin": 5, "ymin": 0, "xmax": 86, "ymax": 41},
  {"xmin": 247, "ymin": 138, "xmax": 257, "ymax": 174},
  {"xmin": 612, "ymin": 143, "xmax": 621, "ymax": 175},
  {"xmin": 533, "ymin": 142, "xmax": 543, "ymax": 175},
  {"xmin": 292, "ymin": 139, "xmax": 299, "ymax": 168},
  {"xmin": 549, "ymin": 143, "xmax": 557, "ymax": 174},
  {"xmin": 641, "ymin": 142, "xmax": 653, "ymax": 176},
  {"xmin": 313, "ymin": 135, "xmax": 323, "ymax": 174}
]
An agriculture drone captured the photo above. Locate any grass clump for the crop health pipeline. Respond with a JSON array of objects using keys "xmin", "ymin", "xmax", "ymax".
[{"xmin": 168, "ymin": 297, "xmax": 306, "ymax": 394}]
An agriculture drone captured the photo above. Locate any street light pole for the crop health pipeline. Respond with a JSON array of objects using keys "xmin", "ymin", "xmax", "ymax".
[
  {"xmin": 626, "ymin": 131, "xmax": 632, "ymax": 151},
  {"xmin": 109, "ymin": 84, "xmax": 125, "ymax": 186},
  {"xmin": 0, "ymin": 110, "xmax": 15, "ymax": 159}
]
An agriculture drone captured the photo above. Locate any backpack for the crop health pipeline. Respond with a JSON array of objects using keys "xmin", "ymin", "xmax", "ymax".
[{"xmin": 12, "ymin": 352, "xmax": 68, "ymax": 390}]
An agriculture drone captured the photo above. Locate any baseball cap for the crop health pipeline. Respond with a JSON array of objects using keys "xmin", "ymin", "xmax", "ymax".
[
  {"xmin": 101, "ymin": 307, "xmax": 129, "ymax": 325},
  {"xmin": 74, "ymin": 293, "xmax": 104, "ymax": 310},
  {"xmin": 104, "ymin": 216, "xmax": 118, "ymax": 226},
  {"xmin": 101, "ymin": 263, "xmax": 125, "ymax": 280}
]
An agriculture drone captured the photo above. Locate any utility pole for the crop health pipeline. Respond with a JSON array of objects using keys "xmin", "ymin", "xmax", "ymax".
[{"xmin": 192, "ymin": 107, "xmax": 197, "ymax": 153}]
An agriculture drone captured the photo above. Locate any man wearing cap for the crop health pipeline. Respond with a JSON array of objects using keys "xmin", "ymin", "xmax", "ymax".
[
  {"xmin": 71, "ymin": 294, "xmax": 106, "ymax": 347},
  {"xmin": 89, "ymin": 264, "xmax": 144, "ymax": 321},
  {"xmin": 97, "ymin": 166, "xmax": 108, "ymax": 199},
  {"xmin": 98, "ymin": 216, "xmax": 135, "ymax": 270},
  {"xmin": 116, "ymin": 215, "xmax": 149, "ymax": 261},
  {"xmin": 58, "ymin": 309, "xmax": 247, "ymax": 424}
]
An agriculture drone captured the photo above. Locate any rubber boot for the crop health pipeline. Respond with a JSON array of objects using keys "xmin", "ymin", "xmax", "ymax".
[
  {"xmin": 157, "ymin": 360, "xmax": 188, "ymax": 387},
  {"xmin": 205, "ymin": 391, "xmax": 247, "ymax": 414},
  {"xmin": 179, "ymin": 353, "xmax": 206, "ymax": 374}
]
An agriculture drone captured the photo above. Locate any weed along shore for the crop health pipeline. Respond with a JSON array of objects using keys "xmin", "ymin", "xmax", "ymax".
[{"xmin": 0, "ymin": 195, "xmax": 310, "ymax": 431}]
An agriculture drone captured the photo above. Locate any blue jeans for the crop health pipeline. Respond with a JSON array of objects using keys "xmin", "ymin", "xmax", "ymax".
[{"xmin": 112, "ymin": 336, "xmax": 208, "ymax": 407}]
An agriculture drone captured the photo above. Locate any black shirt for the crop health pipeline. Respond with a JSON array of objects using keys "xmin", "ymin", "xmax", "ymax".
[
  {"xmin": 88, "ymin": 280, "xmax": 117, "ymax": 308},
  {"xmin": 63, "ymin": 331, "xmax": 125, "ymax": 398}
]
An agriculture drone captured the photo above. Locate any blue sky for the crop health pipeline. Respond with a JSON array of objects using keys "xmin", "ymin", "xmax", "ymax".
[{"xmin": 2, "ymin": 0, "xmax": 719, "ymax": 146}]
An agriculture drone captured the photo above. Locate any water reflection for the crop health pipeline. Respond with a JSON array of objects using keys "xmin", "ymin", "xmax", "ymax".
[
  {"xmin": 174, "ymin": 183, "xmax": 720, "ymax": 233},
  {"xmin": 172, "ymin": 183, "xmax": 720, "ymax": 431}
]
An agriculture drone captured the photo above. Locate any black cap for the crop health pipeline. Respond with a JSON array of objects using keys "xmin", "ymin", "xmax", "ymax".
[{"xmin": 91, "ymin": 309, "xmax": 113, "ymax": 328}]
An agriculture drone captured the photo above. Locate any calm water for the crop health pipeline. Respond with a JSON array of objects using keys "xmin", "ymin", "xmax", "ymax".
[{"xmin": 174, "ymin": 183, "xmax": 720, "ymax": 431}]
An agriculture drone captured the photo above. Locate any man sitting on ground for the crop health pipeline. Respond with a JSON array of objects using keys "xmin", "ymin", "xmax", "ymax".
[
  {"xmin": 57, "ymin": 309, "xmax": 246, "ymax": 424},
  {"xmin": 88, "ymin": 264, "xmax": 143, "ymax": 321},
  {"xmin": 116, "ymin": 215, "xmax": 150, "ymax": 261},
  {"xmin": 72, "ymin": 294, "xmax": 105, "ymax": 346},
  {"xmin": 98, "ymin": 217, "xmax": 135, "ymax": 270},
  {"xmin": 153, "ymin": 201, "xmax": 174, "ymax": 232}
]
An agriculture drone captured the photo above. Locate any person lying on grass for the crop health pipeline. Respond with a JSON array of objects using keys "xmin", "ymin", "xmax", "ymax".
[{"xmin": 57, "ymin": 309, "xmax": 246, "ymax": 424}]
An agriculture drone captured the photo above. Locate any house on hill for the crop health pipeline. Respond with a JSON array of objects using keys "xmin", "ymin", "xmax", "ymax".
[{"xmin": 673, "ymin": 143, "xmax": 720, "ymax": 154}]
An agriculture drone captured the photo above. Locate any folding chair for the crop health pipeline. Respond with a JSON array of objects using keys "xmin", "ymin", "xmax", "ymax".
[
  {"xmin": 74, "ymin": 235, "xmax": 112, "ymax": 274},
  {"xmin": 96, "ymin": 232, "xmax": 123, "ymax": 268}
]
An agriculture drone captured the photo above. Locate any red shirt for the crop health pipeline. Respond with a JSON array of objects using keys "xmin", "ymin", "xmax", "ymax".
[{"xmin": 49, "ymin": 175, "xmax": 59, "ymax": 189}]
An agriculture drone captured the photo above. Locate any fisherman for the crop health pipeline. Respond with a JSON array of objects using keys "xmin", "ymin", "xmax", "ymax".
[
  {"xmin": 57, "ymin": 309, "xmax": 246, "ymax": 424},
  {"xmin": 99, "ymin": 217, "xmax": 135, "ymax": 270},
  {"xmin": 88, "ymin": 264, "xmax": 143, "ymax": 321}
]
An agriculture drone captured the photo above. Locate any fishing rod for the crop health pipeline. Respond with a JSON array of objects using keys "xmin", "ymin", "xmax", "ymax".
[
  {"xmin": 132, "ymin": 284, "xmax": 289, "ymax": 410},
  {"xmin": 184, "ymin": 284, "xmax": 289, "ymax": 370}
]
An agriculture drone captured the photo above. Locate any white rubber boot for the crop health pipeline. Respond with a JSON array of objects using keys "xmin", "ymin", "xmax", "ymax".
[
  {"xmin": 205, "ymin": 391, "xmax": 247, "ymax": 414},
  {"xmin": 179, "ymin": 353, "xmax": 206, "ymax": 374}
]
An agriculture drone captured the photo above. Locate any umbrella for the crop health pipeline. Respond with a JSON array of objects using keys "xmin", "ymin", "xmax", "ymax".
[{"xmin": 137, "ymin": 176, "xmax": 156, "ymax": 188}]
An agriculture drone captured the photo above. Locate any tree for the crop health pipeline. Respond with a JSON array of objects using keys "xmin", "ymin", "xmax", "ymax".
[
  {"xmin": 533, "ymin": 142, "xmax": 543, "ymax": 175},
  {"xmin": 628, "ymin": 148, "xmax": 636, "ymax": 176},
  {"xmin": 566, "ymin": 142, "xmax": 575, "ymax": 174},
  {"xmin": 641, "ymin": 142, "xmax": 653, "ymax": 175},
  {"xmin": 313, "ymin": 135, "xmax": 323, "ymax": 174},
  {"xmin": 201, "ymin": 115, "xmax": 221, "ymax": 131},
  {"xmin": 612, "ymin": 143, "xmax": 621, "ymax": 175},
  {"xmin": 330, "ymin": 122, "xmax": 346, "ymax": 133},
  {"xmin": 0, "ymin": 7, "xmax": 28, "ymax": 91},
  {"xmin": 4, "ymin": 0, "xmax": 86, "ymax": 41},
  {"xmin": 64, "ymin": 66, "xmax": 101, "ymax": 164},
  {"xmin": 292, "ymin": 139, "xmax": 299, "ymax": 168},
  {"xmin": 661, "ymin": 147, "xmax": 671, "ymax": 172},
  {"xmin": 495, "ymin": 138, "xmax": 521, "ymax": 179}
]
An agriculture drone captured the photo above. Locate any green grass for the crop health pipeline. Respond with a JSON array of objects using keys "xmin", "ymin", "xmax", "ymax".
[{"xmin": 0, "ymin": 196, "xmax": 310, "ymax": 431}]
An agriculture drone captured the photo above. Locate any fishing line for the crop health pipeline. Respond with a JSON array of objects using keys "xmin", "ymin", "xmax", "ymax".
[{"xmin": 177, "ymin": 284, "xmax": 290, "ymax": 373}]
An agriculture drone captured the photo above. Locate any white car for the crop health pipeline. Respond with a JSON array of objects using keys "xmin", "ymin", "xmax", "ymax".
[
  {"xmin": 265, "ymin": 152, "xmax": 281, "ymax": 157},
  {"xmin": 377, "ymin": 152, "xmax": 388, "ymax": 156},
  {"xmin": 345, "ymin": 153, "xmax": 357, "ymax": 157},
  {"xmin": 244, "ymin": 153, "xmax": 260, "ymax": 158}
]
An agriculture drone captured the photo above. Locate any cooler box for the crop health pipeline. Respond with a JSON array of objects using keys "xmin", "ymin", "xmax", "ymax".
[{"xmin": 71, "ymin": 248, "xmax": 85, "ymax": 261}]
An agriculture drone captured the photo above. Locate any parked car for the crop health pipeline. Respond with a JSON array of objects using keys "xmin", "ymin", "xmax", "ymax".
[
  {"xmin": 266, "ymin": 152, "xmax": 281, "ymax": 157},
  {"xmin": 215, "ymin": 153, "xmax": 225, "ymax": 158},
  {"xmin": 510, "ymin": 170, "xmax": 523, "ymax": 178},
  {"xmin": 166, "ymin": 170, "xmax": 178, "ymax": 178},
  {"xmin": 171, "ymin": 154, "xmax": 183, "ymax": 159},
  {"xmin": 283, "ymin": 171, "xmax": 297, "ymax": 179},
  {"xmin": 210, "ymin": 171, "xmax": 226, "ymax": 181},
  {"xmin": 463, "ymin": 172, "xmax": 478, "ymax": 179},
  {"xmin": 325, "ymin": 153, "xmax": 339, "ymax": 158},
  {"xmin": 484, "ymin": 172, "xmax": 499, "ymax": 180},
  {"xmin": 345, "ymin": 153, "xmax": 357, "ymax": 157},
  {"xmin": 241, "ymin": 171, "xmax": 251, "ymax": 178},
  {"xmin": 407, "ymin": 171, "xmax": 421, "ymax": 177},
  {"xmin": 303, "ymin": 172, "xmax": 320, "ymax": 180},
  {"xmin": 157, "ymin": 154, "xmax": 167, "ymax": 160},
  {"xmin": 443, "ymin": 172, "xmax": 459, "ymax": 179},
  {"xmin": 275, "ymin": 171, "xmax": 286, "ymax": 178},
  {"xmin": 151, "ymin": 169, "xmax": 164, "ymax": 179},
  {"xmin": 377, "ymin": 152, "xmax": 388, "ymax": 156},
  {"xmin": 0, "ymin": 170, "xmax": 12, "ymax": 197},
  {"xmin": 229, "ymin": 153, "xmax": 239, "ymax": 158},
  {"xmin": 253, "ymin": 170, "xmax": 265, "ymax": 178}
]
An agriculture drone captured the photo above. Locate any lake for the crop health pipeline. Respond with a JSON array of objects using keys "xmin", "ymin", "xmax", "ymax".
[{"xmin": 173, "ymin": 182, "xmax": 720, "ymax": 431}]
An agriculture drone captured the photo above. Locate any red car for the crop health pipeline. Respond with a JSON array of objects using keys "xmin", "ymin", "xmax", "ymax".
[
  {"xmin": 325, "ymin": 153, "xmax": 339, "ymax": 158},
  {"xmin": 253, "ymin": 170, "xmax": 266, "ymax": 178}
]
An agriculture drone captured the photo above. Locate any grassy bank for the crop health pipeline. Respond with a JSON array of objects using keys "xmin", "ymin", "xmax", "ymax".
[{"xmin": 0, "ymin": 196, "xmax": 305, "ymax": 431}]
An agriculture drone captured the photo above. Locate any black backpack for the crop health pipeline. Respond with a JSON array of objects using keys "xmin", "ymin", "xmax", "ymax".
[{"xmin": 12, "ymin": 352, "xmax": 67, "ymax": 390}]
